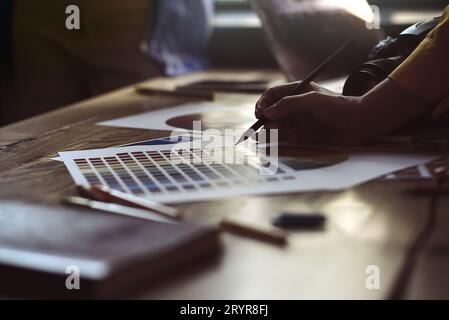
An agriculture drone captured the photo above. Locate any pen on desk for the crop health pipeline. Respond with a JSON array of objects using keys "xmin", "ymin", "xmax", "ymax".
[
  {"xmin": 135, "ymin": 86, "xmax": 214, "ymax": 100},
  {"xmin": 61, "ymin": 196, "xmax": 175, "ymax": 223},
  {"xmin": 220, "ymin": 217, "xmax": 288, "ymax": 245},
  {"xmin": 77, "ymin": 184, "xmax": 182, "ymax": 220},
  {"xmin": 235, "ymin": 39, "xmax": 353, "ymax": 145}
]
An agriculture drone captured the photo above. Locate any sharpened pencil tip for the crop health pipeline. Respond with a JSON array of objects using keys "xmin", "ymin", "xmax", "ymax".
[{"xmin": 235, "ymin": 136, "xmax": 245, "ymax": 146}]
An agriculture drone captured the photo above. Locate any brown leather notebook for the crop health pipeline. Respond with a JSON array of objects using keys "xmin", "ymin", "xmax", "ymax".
[{"xmin": 0, "ymin": 201, "xmax": 220, "ymax": 298}]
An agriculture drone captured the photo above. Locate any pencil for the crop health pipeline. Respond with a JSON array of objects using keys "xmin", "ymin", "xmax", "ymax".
[
  {"xmin": 77, "ymin": 184, "xmax": 182, "ymax": 220},
  {"xmin": 235, "ymin": 39, "xmax": 352, "ymax": 145},
  {"xmin": 62, "ymin": 196, "xmax": 175, "ymax": 223},
  {"xmin": 220, "ymin": 217, "xmax": 288, "ymax": 245}
]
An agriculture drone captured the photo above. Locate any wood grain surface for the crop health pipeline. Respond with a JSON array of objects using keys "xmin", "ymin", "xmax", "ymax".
[{"xmin": 1, "ymin": 69, "xmax": 448, "ymax": 299}]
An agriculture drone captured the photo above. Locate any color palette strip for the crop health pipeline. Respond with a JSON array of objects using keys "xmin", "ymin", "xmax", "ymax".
[{"xmin": 72, "ymin": 147, "xmax": 296, "ymax": 197}]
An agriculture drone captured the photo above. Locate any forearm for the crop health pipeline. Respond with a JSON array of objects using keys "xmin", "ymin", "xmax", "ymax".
[
  {"xmin": 390, "ymin": 5, "xmax": 449, "ymax": 107},
  {"xmin": 360, "ymin": 78, "xmax": 430, "ymax": 138}
]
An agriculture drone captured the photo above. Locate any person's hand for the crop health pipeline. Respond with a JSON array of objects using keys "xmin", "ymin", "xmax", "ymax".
[
  {"xmin": 260, "ymin": 90, "xmax": 368, "ymax": 145},
  {"xmin": 255, "ymin": 81, "xmax": 371, "ymax": 145},
  {"xmin": 254, "ymin": 79, "xmax": 429, "ymax": 146},
  {"xmin": 255, "ymin": 81, "xmax": 336, "ymax": 119}
]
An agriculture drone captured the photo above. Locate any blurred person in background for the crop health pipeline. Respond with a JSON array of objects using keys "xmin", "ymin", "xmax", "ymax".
[{"xmin": 2, "ymin": 0, "xmax": 213, "ymax": 124}]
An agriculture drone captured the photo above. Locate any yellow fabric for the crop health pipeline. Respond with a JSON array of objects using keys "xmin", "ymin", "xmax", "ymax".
[{"xmin": 390, "ymin": 5, "xmax": 449, "ymax": 111}]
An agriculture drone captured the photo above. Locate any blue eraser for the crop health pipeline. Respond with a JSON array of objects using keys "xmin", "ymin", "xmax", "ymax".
[{"xmin": 273, "ymin": 212, "xmax": 326, "ymax": 228}]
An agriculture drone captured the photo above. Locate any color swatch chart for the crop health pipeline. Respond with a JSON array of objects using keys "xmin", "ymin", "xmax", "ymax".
[
  {"xmin": 61, "ymin": 145, "xmax": 299, "ymax": 203},
  {"xmin": 60, "ymin": 143, "xmax": 437, "ymax": 204}
]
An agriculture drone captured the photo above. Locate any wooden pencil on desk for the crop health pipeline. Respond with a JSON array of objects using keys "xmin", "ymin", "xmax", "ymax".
[
  {"xmin": 61, "ymin": 196, "xmax": 175, "ymax": 223},
  {"xmin": 77, "ymin": 184, "xmax": 182, "ymax": 220},
  {"xmin": 220, "ymin": 216, "xmax": 288, "ymax": 245}
]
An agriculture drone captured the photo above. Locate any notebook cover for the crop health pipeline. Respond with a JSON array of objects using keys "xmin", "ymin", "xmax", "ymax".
[{"xmin": 0, "ymin": 201, "xmax": 221, "ymax": 298}]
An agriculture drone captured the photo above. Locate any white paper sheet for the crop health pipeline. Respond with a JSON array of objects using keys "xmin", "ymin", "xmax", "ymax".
[
  {"xmin": 97, "ymin": 95, "xmax": 259, "ymax": 132},
  {"xmin": 59, "ymin": 138, "xmax": 437, "ymax": 204},
  {"xmin": 51, "ymin": 133, "xmax": 200, "ymax": 162}
]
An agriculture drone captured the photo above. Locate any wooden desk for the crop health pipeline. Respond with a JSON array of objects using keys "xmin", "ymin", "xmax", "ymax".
[{"xmin": 1, "ymin": 69, "xmax": 448, "ymax": 299}]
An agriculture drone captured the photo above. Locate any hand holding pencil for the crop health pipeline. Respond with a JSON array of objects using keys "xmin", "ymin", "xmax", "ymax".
[
  {"xmin": 255, "ymin": 84, "xmax": 366, "ymax": 145},
  {"xmin": 237, "ymin": 39, "xmax": 353, "ymax": 145},
  {"xmin": 247, "ymin": 39, "xmax": 431, "ymax": 146}
]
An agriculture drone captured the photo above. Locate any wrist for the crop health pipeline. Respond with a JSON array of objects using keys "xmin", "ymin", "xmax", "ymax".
[{"xmin": 358, "ymin": 78, "xmax": 429, "ymax": 137}]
